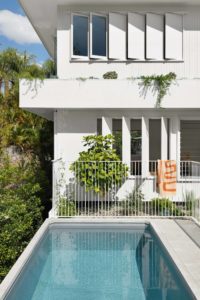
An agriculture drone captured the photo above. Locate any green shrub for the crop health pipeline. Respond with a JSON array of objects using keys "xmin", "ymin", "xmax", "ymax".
[
  {"xmin": 183, "ymin": 191, "xmax": 198, "ymax": 213},
  {"xmin": 150, "ymin": 198, "xmax": 181, "ymax": 216},
  {"xmin": 70, "ymin": 135, "xmax": 128, "ymax": 194},
  {"xmin": 103, "ymin": 71, "xmax": 118, "ymax": 79}
]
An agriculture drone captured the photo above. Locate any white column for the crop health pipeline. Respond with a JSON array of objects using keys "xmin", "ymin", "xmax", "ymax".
[
  {"xmin": 54, "ymin": 110, "xmax": 58, "ymax": 160},
  {"xmin": 161, "ymin": 117, "xmax": 168, "ymax": 160},
  {"xmin": 122, "ymin": 117, "xmax": 131, "ymax": 166},
  {"xmin": 169, "ymin": 117, "xmax": 179, "ymax": 161},
  {"xmin": 102, "ymin": 117, "xmax": 112, "ymax": 136},
  {"xmin": 142, "ymin": 117, "xmax": 149, "ymax": 177}
]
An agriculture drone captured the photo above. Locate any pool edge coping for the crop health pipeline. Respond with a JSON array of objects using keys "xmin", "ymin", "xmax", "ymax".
[{"xmin": 150, "ymin": 219, "xmax": 200, "ymax": 300}]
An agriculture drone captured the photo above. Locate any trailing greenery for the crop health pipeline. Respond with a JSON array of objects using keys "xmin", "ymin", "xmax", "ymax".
[
  {"xmin": 103, "ymin": 71, "xmax": 118, "ymax": 79},
  {"xmin": 150, "ymin": 198, "xmax": 182, "ymax": 216},
  {"xmin": 70, "ymin": 135, "xmax": 128, "ymax": 193},
  {"xmin": 139, "ymin": 72, "xmax": 177, "ymax": 107},
  {"xmin": 0, "ymin": 48, "xmax": 54, "ymax": 282}
]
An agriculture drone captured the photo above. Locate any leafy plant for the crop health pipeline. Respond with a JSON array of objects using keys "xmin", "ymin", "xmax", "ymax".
[
  {"xmin": 70, "ymin": 135, "xmax": 128, "ymax": 194},
  {"xmin": 103, "ymin": 71, "xmax": 118, "ymax": 79},
  {"xmin": 150, "ymin": 198, "xmax": 181, "ymax": 216},
  {"xmin": 139, "ymin": 72, "xmax": 177, "ymax": 107}
]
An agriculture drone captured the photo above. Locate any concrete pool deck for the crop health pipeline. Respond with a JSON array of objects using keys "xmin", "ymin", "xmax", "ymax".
[{"xmin": 0, "ymin": 218, "xmax": 200, "ymax": 299}]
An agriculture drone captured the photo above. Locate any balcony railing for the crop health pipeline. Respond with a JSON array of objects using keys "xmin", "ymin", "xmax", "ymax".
[{"xmin": 52, "ymin": 160, "xmax": 200, "ymax": 221}]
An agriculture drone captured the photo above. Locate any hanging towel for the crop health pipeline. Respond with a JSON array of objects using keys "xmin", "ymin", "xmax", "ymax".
[{"xmin": 157, "ymin": 160, "xmax": 177, "ymax": 196}]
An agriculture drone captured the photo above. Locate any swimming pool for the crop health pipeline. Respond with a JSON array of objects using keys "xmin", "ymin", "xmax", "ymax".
[{"xmin": 2, "ymin": 223, "xmax": 194, "ymax": 300}]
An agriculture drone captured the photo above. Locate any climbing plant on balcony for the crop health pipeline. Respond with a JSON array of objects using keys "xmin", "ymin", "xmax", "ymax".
[
  {"xmin": 70, "ymin": 135, "xmax": 128, "ymax": 194},
  {"xmin": 139, "ymin": 72, "xmax": 177, "ymax": 107}
]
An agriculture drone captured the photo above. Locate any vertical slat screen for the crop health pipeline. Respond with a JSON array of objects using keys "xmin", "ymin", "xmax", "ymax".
[
  {"xmin": 109, "ymin": 13, "xmax": 126, "ymax": 60},
  {"xmin": 146, "ymin": 13, "xmax": 164, "ymax": 60},
  {"xmin": 165, "ymin": 13, "xmax": 183, "ymax": 60},
  {"xmin": 128, "ymin": 13, "xmax": 145, "ymax": 60}
]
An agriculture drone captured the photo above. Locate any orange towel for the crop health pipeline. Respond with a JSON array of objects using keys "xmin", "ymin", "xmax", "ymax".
[{"xmin": 157, "ymin": 160, "xmax": 177, "ymax": 196}]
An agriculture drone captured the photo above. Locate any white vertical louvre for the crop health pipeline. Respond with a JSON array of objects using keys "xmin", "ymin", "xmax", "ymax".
[
  {"xmin": 146, "ymin": 13, "xmax": 164, "ymax": 60},
  {"xmin": 165, "ymin": 13, "xmax": 183, "ymax": 60},
  {"xmin": 128, "ymin": 13, "xmax": 145, "ymax": 60},
  {"xmin": 109, "ymin": 13, "xmax": 126, "ymax": 60}
]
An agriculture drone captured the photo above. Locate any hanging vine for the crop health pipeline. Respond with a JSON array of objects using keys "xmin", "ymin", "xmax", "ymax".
[{"xmin": 139, "ymin": 72, "xmax": 177, "ymax": 108}]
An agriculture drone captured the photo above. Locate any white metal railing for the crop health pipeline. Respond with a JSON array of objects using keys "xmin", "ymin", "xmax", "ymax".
[{"xmin": 52, "ymin": 160, "xmax": 200, "ymax": 221}]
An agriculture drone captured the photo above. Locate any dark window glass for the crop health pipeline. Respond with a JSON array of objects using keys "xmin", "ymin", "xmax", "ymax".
[
  {"xmin": 149, "ymin": 119, "xmax": 161, "ymax": 174},
  {"xmin": 131, "ymin": 119, "xmax": 142, "ymax": 161},
  {"xmin": 149, "ymin": 119, "xmax": 161, "ymax": 161},
  {"xmin": 181, "ymin": 120, "xmax": 200, "ymax": 162},
  {"xmin": 92, "ymin": 15, "xmax": 106, "ymax": 57},
  {"xmin": 97, "ymin": 119, "xmax": 102, "ymax": 135},
  {"xmin": 73, "ymin": 15, "xmax": 88, "ymax": 56},
  {"xmin": 112, "ymin": 119, "xmax": 122, "ymax": 159},
  {"xmin": 131, "ymin": 119, "xmax": 142, "ymax": 175}
]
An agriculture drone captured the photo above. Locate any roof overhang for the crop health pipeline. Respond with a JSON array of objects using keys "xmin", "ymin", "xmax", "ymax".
[{"xmin": 19, "ymin": 0, "xmax": 200, "ymax": 57}]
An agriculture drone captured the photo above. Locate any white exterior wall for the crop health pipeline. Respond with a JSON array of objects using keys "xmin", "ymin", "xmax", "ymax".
[
  {"xmin": 57, "ymin": 5, "xmax": 200, "ymax": 80},
  {"xmin": 54, "ymin": 110, "xmax": 97, "ymax": 161}
]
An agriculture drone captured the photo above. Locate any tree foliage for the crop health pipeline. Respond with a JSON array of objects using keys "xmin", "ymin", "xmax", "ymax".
[
  {"xmin": 0, "ymin": 158, "xmax": 43, "ymax": 281},
  {"xmin": 70, "ymin": 135, "xmax": 128, "ymax": 193},
  {"xmin": 0, "ymin": 48, "xmax": 54, "ymax": 282}
]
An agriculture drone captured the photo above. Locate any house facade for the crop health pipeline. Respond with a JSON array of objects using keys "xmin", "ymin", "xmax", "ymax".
[{"xmin": 19, "ymin": 0, "xmax": 200, "ymax": 212}]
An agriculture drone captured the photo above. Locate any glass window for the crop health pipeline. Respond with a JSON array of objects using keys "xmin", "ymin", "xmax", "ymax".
[
  {"xmin": 92, "ymin": 15, "xmax": 107, "ymax": 57},
  {"xmin": 112, "ymin": 119, "xmax": 122, "ymax": 159},
  {"xmin": 73, "ymin": 15, "xmax": 88, "ymax": 57}
]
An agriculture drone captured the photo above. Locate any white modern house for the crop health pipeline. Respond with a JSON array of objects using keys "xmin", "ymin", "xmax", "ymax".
[{"xmin": 19, "ymin": 0, "xmax": 200, "ymax": 216}]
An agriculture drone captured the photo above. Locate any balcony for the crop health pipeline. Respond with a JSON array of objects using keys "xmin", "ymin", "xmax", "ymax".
[{"xmin": 20, "ymin": 78, "xmax": 200, "ymax": 119}]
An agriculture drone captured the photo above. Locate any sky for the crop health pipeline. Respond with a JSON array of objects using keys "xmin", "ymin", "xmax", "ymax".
[{"xmin": 0, "ymin": 0, "xmax": 50, "ymax": 64}]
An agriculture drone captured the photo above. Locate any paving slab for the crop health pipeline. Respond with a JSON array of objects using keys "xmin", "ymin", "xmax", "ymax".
[
  {"xmin": 151, "ymin": 219, "xmax": 200, "ymax": 300},
  {"xmin": 176, "ymin": 219, "xmax": 200, "ymax": 248}
]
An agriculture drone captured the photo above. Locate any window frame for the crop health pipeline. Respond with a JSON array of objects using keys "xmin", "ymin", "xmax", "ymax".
[
  {"xmin": 90, "ymin": 13, "xmax": 108, "ymax": 60},
  {"xmin": 71, "ymin": 13, "xmax": 89, "ymax": 60}
]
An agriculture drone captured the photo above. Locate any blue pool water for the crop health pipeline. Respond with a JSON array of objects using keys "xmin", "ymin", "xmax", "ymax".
[{"xmin": 6, "ymin": 225, "xmax": 193, "ymax": 300}]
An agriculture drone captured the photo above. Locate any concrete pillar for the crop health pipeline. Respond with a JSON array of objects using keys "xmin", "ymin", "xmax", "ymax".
[
  {"xmin": 161, "ymin": 117, "xmax": 168, "ymax": 160},
  {"xmin": 122, "ymin": 117, "xmax": 131, "ymax": 167},
  {"xmin": 170, "ymin": 117, "xmax": 179, "ymax": 161}
]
